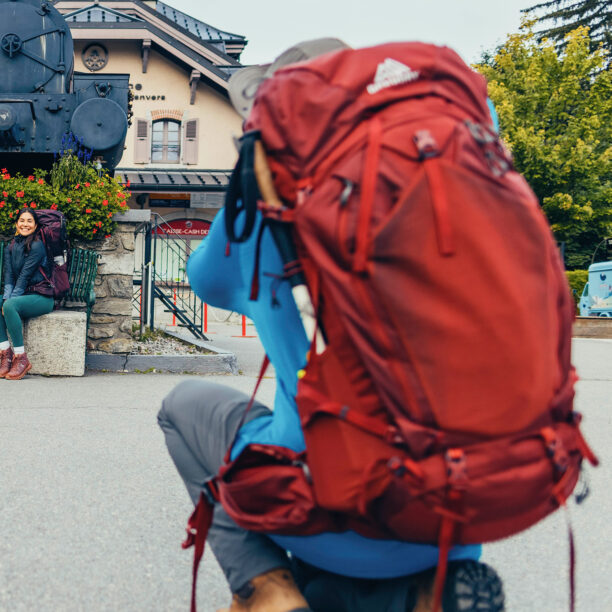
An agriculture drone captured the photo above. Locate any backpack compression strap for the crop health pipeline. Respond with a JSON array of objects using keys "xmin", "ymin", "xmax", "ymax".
[{"xmin": 225, "ymin": 131, "xmax": 261, "ymax": 243}]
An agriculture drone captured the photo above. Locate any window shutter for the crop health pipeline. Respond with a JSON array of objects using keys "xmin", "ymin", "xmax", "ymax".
[
  {"xmin": 134, "ymin": 119, "xmax": 151, "ymax": 163},
  {"xmin": 183, "ymin": 119, "xmax": 199, "ymax": 165}
]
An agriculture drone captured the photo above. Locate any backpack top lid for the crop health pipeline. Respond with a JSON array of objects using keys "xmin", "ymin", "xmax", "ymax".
[
  {"xmin": 245, "ymin": 42, "xmax": 491, "ymax": 184},
  {"xmin": 34, "ymin": 209, "xmax": 68, "ymax": 258},
  {"xmin": 35, "ymin": 208, "xmax": 67, "ymax": 223}
]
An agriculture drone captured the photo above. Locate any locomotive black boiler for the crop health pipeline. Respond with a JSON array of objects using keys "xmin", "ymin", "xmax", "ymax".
[{"xmin": 0, "ymin": 0, "xmax": 129, "ymax": 173}]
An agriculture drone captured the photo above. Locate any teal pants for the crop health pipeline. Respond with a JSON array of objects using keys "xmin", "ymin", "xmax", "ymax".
[{"xmin": 0, "ymin": 294, "xmax": 54, "ymax": 346}]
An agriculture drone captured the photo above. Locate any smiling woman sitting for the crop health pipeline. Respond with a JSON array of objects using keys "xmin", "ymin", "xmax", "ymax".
[{"xmin": 0, "ymin": 208, "xmax": 54, "ymax": 380}]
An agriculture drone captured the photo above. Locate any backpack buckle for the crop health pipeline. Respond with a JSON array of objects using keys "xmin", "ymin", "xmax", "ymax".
[
  {"xmin": 445, "ymin": 448, "xmax": 468, "ymax": 489},
  {"xmin": 414, "ymin": 130, "xmax": 439, "ymax": 160},
  {"xmin": 201, "ymin": 477, "xmax": 220, "ymax": 505},
  {"xmin": 465, "ymin": 120, "xmax": 496, "ymax": 144},
  {"xmin": 541, "ymin": 427, "xmax": 570, "ymax": 474}
]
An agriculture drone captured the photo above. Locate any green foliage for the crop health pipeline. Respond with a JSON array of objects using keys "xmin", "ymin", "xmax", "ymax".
[
  {"xmin": 0, "ymin": 156, "xmax": 130, "ymax": 241},
  {"xmin": 566, "ymin": 269, "xmax": 589, "ymax": 309},
  {"xmin": 522, "ymin": 1, "xmax": 612, "ymax": 52},
  {"xmin": 476, "ymin": 27, "xmax": 612, "ymax": 269}
]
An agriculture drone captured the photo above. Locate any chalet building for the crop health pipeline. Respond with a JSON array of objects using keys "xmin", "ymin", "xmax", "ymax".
[{"xmin": 54, "ymin": 0, "xmax": 247, "ymax": 252}]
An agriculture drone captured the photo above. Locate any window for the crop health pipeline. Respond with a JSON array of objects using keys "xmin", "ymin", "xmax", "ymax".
[{"xmin": 151, "ymin": 119, "xmax": 180, "ymax": 163}]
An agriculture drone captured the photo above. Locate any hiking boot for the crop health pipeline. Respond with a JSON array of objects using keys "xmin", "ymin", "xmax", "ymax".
[
  {"xmin": 5, "ymin": 352, "xmax": 32, "ymax": 380},
  {"xmin": 217, "ymin": 568, "xmax": 312, "ymax": 612},
  {"xmin": 0, "ymin": 346, "xmax": 13, "ymax": 377},
  {"xmin": 413, "ymin": 560, "xmax": 505, "ymax": 612}
]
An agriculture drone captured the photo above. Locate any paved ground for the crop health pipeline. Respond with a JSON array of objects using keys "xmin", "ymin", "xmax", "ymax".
[{"xmin": 0, "ymin": 330, "xmax": 610, "ymax": 611}]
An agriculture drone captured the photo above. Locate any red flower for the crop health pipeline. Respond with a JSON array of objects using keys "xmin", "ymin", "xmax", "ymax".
[
  {"xmin": 92, "ymin": 228, "xmax": 98, "ymax": 234},
  {"xmin": 66, "ymin": 197, "xmax": 72, "ymax": 203},
  {"xmin": 107, "ymin": 212, "xmax": 113, "ymax": 218},
  {"xmin": 102, "ymin": 199, "xmax": 108, "ymax": 206},
  {"xmin": 126, "ymin": 180, "xmax": 131, "ymax": 187},
  {"xmin": 1, "ymin": 168, "xmax": 6, "ymax": 173},
  {"xmin": 2, "ymin": 191, "xmax": 7, "ymax": 197},
  {"xmin": 85, "ymin": 208, "xmax": 92, "ymax": 213},
  {"xmin": 9, "ymin": 212, "xmax": 12, "ymax": 218},
  {"xmin": 51, "ymin": 203, "xmax": 57, "ymax": 210},
  {"xmin": 85, "ymin": 182, "xmax": 90, "ymax": 187},
  {"xmin": 0, "ymin": 201, "xmax": 4, "ymax": 208},
  {"xmin": 96, "ymin": 221, "xmax": 102, "ymax": 227},
  {"xmin": 105, "ymin": 234, "xmax": 111, "ymax": 239},
  {"xmin": 120, "ymin": 201, "xmax": 126, "ymax": 207},
  {"xmin": 27, "ymin": 175, "xmax": 34, "ymax": 181},
  {"xmin": 16, "ymin": 191, "xmax": 24, "ymax": 198},
  {"xmin": 118, "ymin": 192, "xmax": 124, "ymax": 199},
  {"xmin": 75, "ymin": 184, "xmax": 80, "ymax": 189},
  {"xmin": 38, "ymin": 179, "xmax": 44, "ymax": 185},
  {"xmin": 30, "ymin": 202, "xmax": 36, "ymax": 208},
  {"xmin": 3, "ymin": 174, "xmax": 10, "ymax": 180}
]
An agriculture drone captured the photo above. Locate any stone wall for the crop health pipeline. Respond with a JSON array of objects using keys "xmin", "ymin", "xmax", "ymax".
[{"xmin": 76, "ymin": 209, "xmax": 151, "ymax": 354}]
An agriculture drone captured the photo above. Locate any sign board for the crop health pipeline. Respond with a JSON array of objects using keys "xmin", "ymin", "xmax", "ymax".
[
  {"xmin": 154, "ymin": 218, "xmax": 210, "ymax": 237},
  {"xmin": 149, "ymin": 192, "xmax": 225, "ymax": 209},
  {"xmin": 149, "ymin": 193, "xmax": 190, "ymax": 208},
  {"xmin": 190, "ymin": 192, "xmax": 225, "ymax": 209}
]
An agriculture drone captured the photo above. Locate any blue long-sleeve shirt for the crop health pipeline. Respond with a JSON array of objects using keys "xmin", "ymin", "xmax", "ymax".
[{"xmin": 187, "ymin": 209, "xmax": 480, "ymax": 578}]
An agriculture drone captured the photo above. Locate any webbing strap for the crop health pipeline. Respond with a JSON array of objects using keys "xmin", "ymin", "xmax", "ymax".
[
  {"xmin": 225, "ymin": 131, "xmax": 261, "ymax": 243},
  {"xmin": 423, "ymin": 157, "xmax": 455, "ymax": 256},
  {"xmin": 543, "ymin": 426, "xmax": 579, "ymax": 612},
  {"xmin": 223, "ymin": 355, "xmax": 270, "ymax": 465},
  {"xmin": 353, "ymin": 117, "xmax": 383, "ymax": 273},
  {"xmin": 298, "ymin": 384, "xmax": 396, "ymax": 440},
  {"xmin": 565, "ymin": 504, "xmax": 576, "ymax": 612},
  {"xmin": 431, "ymin": 515, "xmax": 455, "ymax": 612},
  {"xmin": 249, "ymin": 220, "xmax": 267, "ymax": 301},
  {"xmin": 551, "ymin": 492, "xmax": 576, "ymax": 612},
  {"xmin": 181, "ymin": 492, "xmax": 215, "ymax": 612}
]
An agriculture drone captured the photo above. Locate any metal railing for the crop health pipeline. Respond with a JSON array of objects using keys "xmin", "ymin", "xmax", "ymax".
[{"xmin": 134, "ymin": 213, "xmax": 206, "ymax": 340}]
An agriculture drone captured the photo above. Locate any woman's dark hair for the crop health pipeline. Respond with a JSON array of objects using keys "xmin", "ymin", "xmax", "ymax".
[{"xmin": 14, "ymin": 208, "xmax": 41, "ymax": 253}]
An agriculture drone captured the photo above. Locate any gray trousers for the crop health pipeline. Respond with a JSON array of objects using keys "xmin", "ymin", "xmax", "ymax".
[
  {"xmin": 157, "ymin": 380, "xmax": 290, "ymax": 593},
  {"xmin": 158, "ymin": 380, "xmax": 417, "ymax": 612}
]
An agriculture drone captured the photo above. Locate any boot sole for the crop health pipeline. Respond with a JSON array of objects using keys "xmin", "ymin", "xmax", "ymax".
[
  {"xmin": 443, "ymin": 561, "xmax": 505, "ymax": 612},
  {"xmin": 5, "ymin": 362, "xmax": 32, "ymax": 380}
]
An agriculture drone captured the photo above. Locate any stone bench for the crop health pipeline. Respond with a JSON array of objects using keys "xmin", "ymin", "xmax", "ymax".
[
  {"xmin": 1, "ymin": 244, "xmax": 98, "ymax": 377},
  {"xmin": 23, "ymin": 310, "xmax": 88, "ymax": 376}
]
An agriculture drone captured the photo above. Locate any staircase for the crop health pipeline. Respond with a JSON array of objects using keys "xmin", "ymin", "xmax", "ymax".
[{"xmin": 135, "ymin": 213, "xmax": 207, "ymax": 340}]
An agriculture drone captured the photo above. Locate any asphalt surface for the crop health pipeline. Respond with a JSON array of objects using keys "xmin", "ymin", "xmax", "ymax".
[{"xmin": 0, "ymin": 329, "xmax": 610, "ymax": 612}]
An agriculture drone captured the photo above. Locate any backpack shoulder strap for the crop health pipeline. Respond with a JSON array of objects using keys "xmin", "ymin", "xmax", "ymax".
[{"xmin": 225, "ymin": 130, "xmax": 262, "ymax": 243}]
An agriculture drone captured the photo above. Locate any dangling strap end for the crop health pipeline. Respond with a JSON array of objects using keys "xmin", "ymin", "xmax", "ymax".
[
  {"xmin": 431, "ymin": 515, "xmax": 455, "ymax": 612},
  {"xmin": 182, "ymin": 492, "xmax": 216, "ymax": 612}
]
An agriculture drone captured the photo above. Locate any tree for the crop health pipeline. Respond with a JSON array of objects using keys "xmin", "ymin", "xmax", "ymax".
[
  {"xmin": 477, "ymin": 27, "xmax": 612, "ymax": 269},
  {"xmin": 523, "ymin": 0, "xmax": 612, "ymax": 51}
]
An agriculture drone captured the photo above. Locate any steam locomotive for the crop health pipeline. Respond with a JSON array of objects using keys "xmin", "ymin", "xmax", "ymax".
[{"xmin": 0, "ymin": 0, "xmax": 129, "ymax": 173}]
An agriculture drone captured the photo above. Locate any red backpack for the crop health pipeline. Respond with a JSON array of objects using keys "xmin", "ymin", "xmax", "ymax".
[{"xmin": 183, "ymin": 43, "xmax": 598, "ymax": 612}]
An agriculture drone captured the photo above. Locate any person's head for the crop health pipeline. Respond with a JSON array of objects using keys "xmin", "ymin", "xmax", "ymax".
[
  {"xmin": 15, "ymin": 208, "xmax": 40, "ymax": 252},
  {"xmin": 228, "ymin": 38, "xmax": 349, "ymax": 120}
]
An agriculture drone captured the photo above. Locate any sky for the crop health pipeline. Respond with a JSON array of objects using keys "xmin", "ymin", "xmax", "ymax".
[{"xmin": 166, "ymin": 0, "xmax": 536, "ymax": 66}]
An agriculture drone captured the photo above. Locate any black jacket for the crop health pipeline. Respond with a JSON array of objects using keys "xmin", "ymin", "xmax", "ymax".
[{"xmin": 2, "ymin": 235, "xmax": 47, "ymax": 299}]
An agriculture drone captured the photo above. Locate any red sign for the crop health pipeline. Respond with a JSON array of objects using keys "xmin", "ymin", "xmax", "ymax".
[{"xmin": 154, "ymin": 219, "xmax": 210, "ymax": 237}]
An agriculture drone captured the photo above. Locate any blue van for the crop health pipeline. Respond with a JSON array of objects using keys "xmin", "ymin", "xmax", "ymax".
[{"xmin": 579, "ymin": 261, "xmax": 612, "ymax": 317}]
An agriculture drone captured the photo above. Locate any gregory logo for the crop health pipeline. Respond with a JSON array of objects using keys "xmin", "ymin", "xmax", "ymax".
[{"xmin": 367, "ymin": 58, "xmax": 420, "ymax": 94}]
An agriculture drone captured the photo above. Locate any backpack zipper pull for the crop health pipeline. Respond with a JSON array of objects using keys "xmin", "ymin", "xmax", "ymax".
[{"xmin": 340, "ymin": 179, "xmax": 353, "ymax": 207}]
